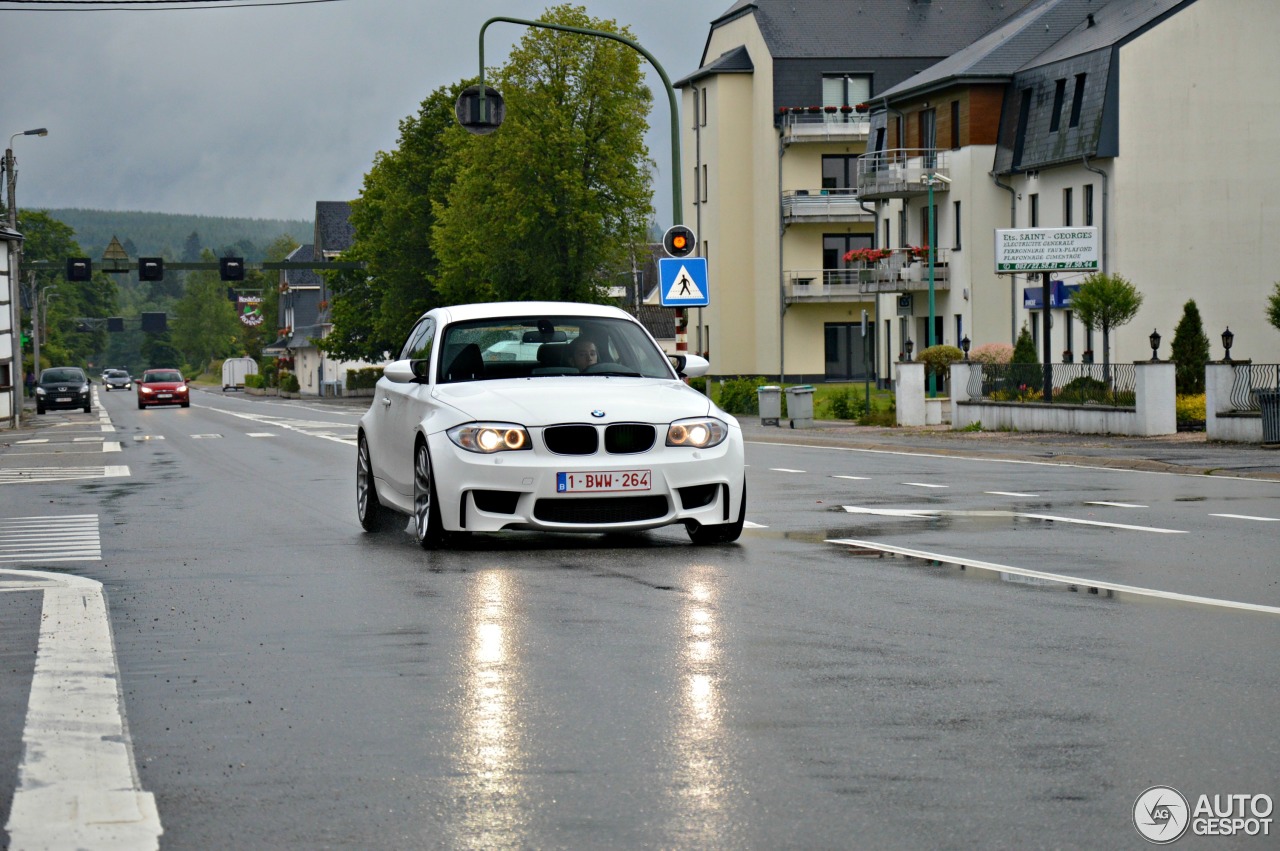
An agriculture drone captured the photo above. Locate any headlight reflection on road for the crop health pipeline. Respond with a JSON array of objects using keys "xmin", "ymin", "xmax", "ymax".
[
  {"xmin": 455, "ymin": 570, "xmax": 526, "ymax": 848},
  {"xmin": 670, "ymin": 574, "xmax": 731, "ymax": 839}
]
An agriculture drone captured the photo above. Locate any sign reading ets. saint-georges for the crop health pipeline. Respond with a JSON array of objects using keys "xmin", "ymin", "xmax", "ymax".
[{"xmin": 995, "ymin": 227, "xmax": 1099, "ymax": 273}]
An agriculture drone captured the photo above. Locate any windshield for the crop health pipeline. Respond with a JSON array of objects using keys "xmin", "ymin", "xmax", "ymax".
[
  {"xmin": 145, "ymin": 371, "xmax": 184, "ymax": 383},
  {"xmin": 437, "ymin": 315, "xmax": 674, "ymax": 384},
  {"xmin": 42, "ymin": 369, "xmax": 86, "ymax": 383}
]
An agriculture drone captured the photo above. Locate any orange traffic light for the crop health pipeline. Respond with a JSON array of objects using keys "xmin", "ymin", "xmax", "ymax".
[{"xmin": 663, "ymin": 225, "xmax": 696, "ymax": 258}]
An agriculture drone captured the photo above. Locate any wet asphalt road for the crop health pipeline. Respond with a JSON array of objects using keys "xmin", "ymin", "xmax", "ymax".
[{"xmin": 1, "ymin": 386, "xmax": 1277, "ymax": 849}]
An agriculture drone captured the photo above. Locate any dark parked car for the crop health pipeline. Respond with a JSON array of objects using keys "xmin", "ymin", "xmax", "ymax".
[
  {"xmin": 35, "ymin": 367, "xmax": 92, "ymax": 415},
  {"xmin": 102, "ymin": 368, "xmax": 132, "ymax": 391},
  {"xmin": 137, "ymin": 369, "xmax": 190, "ymax": 409}
]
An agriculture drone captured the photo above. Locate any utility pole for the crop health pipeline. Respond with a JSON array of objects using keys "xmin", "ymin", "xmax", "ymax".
[{"xmin": 5, "ymin": 128, "xmax": 48, "ymax": 428}]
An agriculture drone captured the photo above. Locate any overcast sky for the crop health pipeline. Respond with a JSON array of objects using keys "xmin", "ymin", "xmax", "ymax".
[{"xmin": 5, "ymin": 0, "xmax": 728, "ymax": 228}]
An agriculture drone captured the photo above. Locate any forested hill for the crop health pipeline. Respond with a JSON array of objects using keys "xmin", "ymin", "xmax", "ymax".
[{"xmin": 40, "ymin": 208, "xmax": 313, "ymax": 263}]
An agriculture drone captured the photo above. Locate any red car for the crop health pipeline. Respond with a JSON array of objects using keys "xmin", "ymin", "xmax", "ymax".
[{"xmin": 137, "ymin": 369, "xmax": 190, "ymax": 409}]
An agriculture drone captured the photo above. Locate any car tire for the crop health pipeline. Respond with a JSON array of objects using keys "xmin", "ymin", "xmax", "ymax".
[
  {"xmin": 413, "ymin": 439, "xmax": 448, "ymax": 550},
  {"xmin": 687, "ymin": 482, "xmax": 746, "ymax": 545},
  {"xmin": 181, "ymin": 399, "xmax": 190, "ymax": 408},
  {"xmin": 83, "ymin": 404, "xmax": 92, "ymax": 413},
  {"xmin": 138, "ymin": 400, "xmax": 146, "ymax": 410},
  {"xmin": 357, "ymin": 433, "xmax": 399, "ymax": 533},
  {"xmin": 104, "ymin": 386, "xmax": 110, "ymax": 392},
  {"xmin": 36, "ymin": 404, "xmax": 45, "ymax": 415}
]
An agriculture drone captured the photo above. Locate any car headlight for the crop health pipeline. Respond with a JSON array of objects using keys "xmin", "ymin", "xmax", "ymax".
[
  {"xmin": 35, "ymin": 387, "xmax": 46, "ymax": 396},
  {"xmin": 447, "ymin": 422, "xmax": 531, "ymax": 454},
  {"xmin": 140, "ymin": 386, "xmax": 153, "ymax": 394},
  {"xmin": 666, "ymin": 417, "xmax": 728, "ymax": 448}
]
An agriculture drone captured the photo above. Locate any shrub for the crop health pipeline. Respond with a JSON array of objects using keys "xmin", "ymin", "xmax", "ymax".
[
  {"xmin": 969, "ymin": 342, "xmax": 1013, "ymax": 365},
  {"xmin": 1170, "ymin": 300, "xmax": 1210, "ymax": 394},
  {"xmin": 279, "ymin": 371, "xmax": 301, "ymax": 393},
  {"xmin": 1054, "ymin": 375, "xmax": 1108, "ymax": 405},
  {"xmin": 688, "ymin": 376, "xmax": 707, "ymax": 394},
  {"xmin": 346, "ymin": 367, "xmax": 383, "ymax": 391},
  {"xmin": 858, "ymin": 397, "xmax": 896, "ymax": 426},
  {"xmin": 918, "ymin": 344, "xmax": 963, "ymax": 385},
  {"xmin": 1177, "ymin": 393, "xmax": 1206, "ymax": 424},
  {"xmin": 244, "ymin": 373, "xmax": 265, "ymax": 389},
  {"xmin": 718, "ymin": 377, "xmax": 769, "ymax": 415},
  {"xmin": 826, "ymin": 387, "xmax": 870, "ymax": 420}
]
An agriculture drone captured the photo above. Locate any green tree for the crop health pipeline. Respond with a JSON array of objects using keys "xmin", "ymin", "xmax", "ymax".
[
  {"xmin": 432, "ymin": 4, "xmax": 653, "ymax": 305},
  {"xmin": 1070, "ymin": 272, "xmax": 1144, "ymax": 369},
  {"xmin": 1009, "ymin": 322, "xmax": 1040, "ymax": 389},
  {"xmin": 321, "ymin": 83, "xmax": 463, "ymax": 363},
  {"xmin": 1011, "ymin": 323, "xmax": 1039, "ymax": 363},
  {"xmin": 1170, "ymin": 299, "xmax": 1210, "ymax": 394},
  {"xmin": 19, "ymin": 211, "xmax": 118, "ymax": 371},
  {"xmin": 1267, "ymin": 282, "xmax": 1280, "ymax": 333},
  {"xmin": 181, "ymin": 231, "xmax": 203, "ymax": 262},
  {"xmin": 171, "ymin": 249, "xmax": 242, "ymax": 372}
]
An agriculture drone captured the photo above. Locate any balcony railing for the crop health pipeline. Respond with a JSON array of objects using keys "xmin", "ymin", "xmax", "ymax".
[
  {"xmin": 779, "ymin": 109, "xmax": 871, "ymax": 144},
  {"xmin": 781, "ymin": 188, "xmax": 874, "ymax": 223},
  {"xmin": 857, "ymin": 148, "xmax": 951, "ymax": 198},
  {"xmin": 786, "ymin": 248, "xmax": 950, "ymax": 301}
]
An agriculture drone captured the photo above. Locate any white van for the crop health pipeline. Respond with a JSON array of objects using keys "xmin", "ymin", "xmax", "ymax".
[{"xmin": 221, "ymin": 357, "xmax": 259, "ymax": 391}]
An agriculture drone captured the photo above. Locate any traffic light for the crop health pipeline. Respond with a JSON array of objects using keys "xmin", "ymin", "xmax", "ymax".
[
  {"xmin": 141, "ymin": 312, "xmax": 167, "ymax": 333},
  {"xmin": 67, "ymin": 258, "xmax": 92, "ymax": 281},
  {"xmin": 138, "ymin": 257, "xmax": 164, "ymax": 281},
  {"xmin": 663, "ymin": 225, "xmax": 697, "ymax": 258},
  {"xmin": 219, "ymin": 257, "xmax": 245, "ymax": 281},
  {"xmin": 107, "ymin": 317, "xmax": 125, "ymax": 332}
]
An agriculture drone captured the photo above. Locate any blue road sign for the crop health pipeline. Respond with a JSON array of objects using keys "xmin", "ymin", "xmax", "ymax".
[{"xmin": 658, "ymin": 257, "xmax": 709, "ymax": 307}]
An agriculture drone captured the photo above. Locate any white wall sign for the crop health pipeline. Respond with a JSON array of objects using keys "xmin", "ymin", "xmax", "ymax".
[{"xmin": 995, "ymin": 227, "xmax": 1099, "ymax": 273}]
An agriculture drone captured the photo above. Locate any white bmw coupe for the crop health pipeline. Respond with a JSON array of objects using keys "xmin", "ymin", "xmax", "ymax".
[{"xmin": 357, "ymin": 301, "xmax": 746, "ymax": 548}]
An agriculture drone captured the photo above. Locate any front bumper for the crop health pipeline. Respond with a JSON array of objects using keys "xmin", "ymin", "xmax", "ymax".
[
  {"xmin": 425, "ymin": 425, "xmax": 745, "ymax": 534},
  {"xmin": 37, "ymin": 390, "xmax": 91, "ymax": 409}
]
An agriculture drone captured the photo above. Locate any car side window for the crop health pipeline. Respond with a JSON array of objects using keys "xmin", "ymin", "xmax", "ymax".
[{"xmin": 399, "ymin": 318, "xmax": 436, "ymax": 361}]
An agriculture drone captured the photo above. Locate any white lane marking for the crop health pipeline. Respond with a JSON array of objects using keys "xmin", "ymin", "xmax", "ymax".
[
  {"xmin": 246, "ymin": 432, "xmax": 276, "ymax": 438},
  {"xmin": 73, "ymin": 437, "xmax": 104, "ymax": 443},
  {"xmin": 1086, "ymin": 500, "xmax": 1147, "ymax": 508},
  {"xmin": 0, "ymin": 515, "xmax": 102, "ymax": 563},
  {"xmin": 1017, "ymin": 512, "xmax": 1185, "ymax": 534},
  {"xmin": 831, "ymin": 475, "xmax": 869, "ymax": 481},
  {"xmin": 2, "ymin": 567, "xmax": 163, "ymax": 849},
  {"xmin": 197, "ymin": 404, "xmax": 357, "ymax": 446},
  {"xmin": 769, "ymin": 468, "xmax": 806, "ymax": 473},
  {"xmin": 743, "ymin": 521, "xmax": 768, "ymax": 529},
  {"xmin": 826, "ymin": 538, "xmax": 1280, "ymax": 616},
  {"xmin": 189, "ymin": 434, "xmax": 223, "ymax": 439},
  {"xmin": 133, "ymin": 435, "xmax": 164, "ymax": 441},
  {"xmin": 903, "ymin": 482, "xmax": 948, "ymax": 489},
  {"xmin": 0, "ymin": 467, "xmax": 130, "ymax": 486},
  {"xmin": 840, "ymin": 505, "xmax": 1186, "ymax": 534},
  {"xmin": 986, "ymin": 491, "xmax": 1039, "ymax": 497},
  {"xmin": 103, "ymin": 441, "xmax": 122, "ymax": 453},
  {"xmin": 15, "ymin": 439, "xmax": 48, "ymax": 445},
  {"xmin": 1211, "ymin": 513, "xmax": 1280, "ymax": 522}
]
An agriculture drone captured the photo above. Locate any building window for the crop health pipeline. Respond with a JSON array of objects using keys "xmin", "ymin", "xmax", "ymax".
[
  {"xmin": 1050, "ymin": 79, "xmax": 1067, "ymax": 132},
  {"xmin": 920, "ymin": 204, "xmax": 938, "ymax": 250},
  {"xmin": 919, "ymin": 108, "xmax": 937, "ymax": 167},
  {"xmin": 822, "ymin": 155, "xmax": 858, "ymax": 192},
  {"xmin": 824, "ymin": 233, "xmax": 872, "ymax": 283},
  {"xmin": 700, "ymin": 87, "xmax": 708, "ymax": 127},
  {"xmin": 952, "ymin": 200, "xmax": 962, "ymax": 250},
  {"xmin": 701, "ymin": 164, "xmax": 708, "ymax": 203},
  {"xmin": 1063, "ymin": 187, "xmax": 1073, "ymax": 226},
  {"xmin": 1084, "ymin": 184, "xmax": 1094, "ymax": 226},
  {"xmin": 692, "ymin": 88, "xmax": 700, "ymax": 129},
  {"xmin": 882, "ymin": 218, "xmax": 891, "ymax": 249},
  {"xmin": 822, "ymin": 74, "xmax": 871, "ymax": 109},
  {"xmin": 1013, "ymin": 88, "xmax": 1032, "ymax": 169},
  {"xmin": 950, "ymin": 100, "xmax": 960, "ymax": 149},
  {"xmin": 897, "ymin": 209, "xmax": 907, "ymax": 249},
  {"xmin": 693, "ymin": 166, "xmax": 699, "ymax": 206},
  {"xmin": 1069, "ymin": 74, "xmax": 1086, "ymax": 128},
  {"xmin": 1029, "ymin": 193, "xmax": 1040, "ymax": 227},
  {"xmin": 1065, "ymin": 310, "xmax": 1075, "ymax": 356}
]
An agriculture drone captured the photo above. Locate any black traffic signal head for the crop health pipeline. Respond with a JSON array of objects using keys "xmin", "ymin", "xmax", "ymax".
[
  {"xmin": 219, "ymin": 257, "xmax": 245, "ymax": 281},
  {"xmin": 67, "ymin": 258, "xmax": 92, "ymax": 281},
  {"xmin": 663, "ymin": 225, "xmax": 697, "ymax": 258},
  {"xmin": 138, "ymin": 257, "xmax": 164, "ymax": 281}
]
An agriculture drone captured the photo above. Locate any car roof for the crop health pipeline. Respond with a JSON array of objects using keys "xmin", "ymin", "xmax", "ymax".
[{"xmin": 426, "ymin": 301, "xmax": 636, "ymax": 325}]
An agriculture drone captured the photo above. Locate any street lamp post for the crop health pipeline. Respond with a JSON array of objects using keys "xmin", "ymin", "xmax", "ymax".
[{"xmin": 4, "ymin": 127, "xmax": 48, "ymax": 428}]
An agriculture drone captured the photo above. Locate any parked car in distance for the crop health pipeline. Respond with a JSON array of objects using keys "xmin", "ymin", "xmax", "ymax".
[
  {"xmin": 35, "ymin": 367, "xmax": 93, "ymax": 415},
  {"xmin": 136, "ymin": 369, "xmax": 190, "ymax": 409},
  {"xmin": 357, "ymin": 301, "xmax": 746, "ymax": 548},
  {"xmin": 102, "ymin": 368, "xmax": 133, "ymax": 391}
]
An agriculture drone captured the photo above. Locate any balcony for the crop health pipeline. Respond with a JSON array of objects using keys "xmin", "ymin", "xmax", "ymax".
[
  {"xmin": 779, "ymin": 108, "xmax": 871, "ymax": 145},
  {"xmin": 857, "ymin": 148, "xmax": 951, "ymax": 199},
  {"xmin": 785, "ymin": 248, "xmax": 951, "ymax": 303},
  {"xmin": 781, "ymin": 189, "xmax": 875, "ymax": 225}
]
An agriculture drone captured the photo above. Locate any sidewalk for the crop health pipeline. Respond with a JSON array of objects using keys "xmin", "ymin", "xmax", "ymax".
[{"xmin": 736, "ymin": 417, "xmax": 1280, "ymax": 482}]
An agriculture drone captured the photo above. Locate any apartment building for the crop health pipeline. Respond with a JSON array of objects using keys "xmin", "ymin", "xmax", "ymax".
[{"xmin": 679, "ymin": 0, "xmax": 1280, "ymax": 382}]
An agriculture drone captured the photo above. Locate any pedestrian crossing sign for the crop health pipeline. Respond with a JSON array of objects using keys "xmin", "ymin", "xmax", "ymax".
[{"xmin": 658, "ymin": 257, "xmax": 709, "ymax": 307}]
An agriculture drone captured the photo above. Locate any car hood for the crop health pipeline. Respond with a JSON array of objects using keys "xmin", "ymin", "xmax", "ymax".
[
  {"xmin": 432, "ymin": 378, "xmax": 726, "ymax": 428},
  {"xmin": 140, "ymin": 381, "xmax": 186, "ymax": 390}
]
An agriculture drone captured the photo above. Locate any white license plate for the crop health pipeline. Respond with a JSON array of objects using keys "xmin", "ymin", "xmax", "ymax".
[
  {"xmin": 157, "ymin": 393, "xmax": 172, "ymax": 399},
  {"xmin": 55, "ymin": 396, "xmax": 71, "ymax": 402},
  {"xmin": 556, "ymin": 469, "xmax": 651, "ymax": 493}
]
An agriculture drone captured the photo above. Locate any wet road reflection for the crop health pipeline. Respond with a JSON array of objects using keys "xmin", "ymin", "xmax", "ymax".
[
  {"xmin": 667, "ymin": 569, "xmax": 734, "ymax": 844},
  {"xmin": 451, "ymin": 570, "xmax": 525, "ymax": 849}
]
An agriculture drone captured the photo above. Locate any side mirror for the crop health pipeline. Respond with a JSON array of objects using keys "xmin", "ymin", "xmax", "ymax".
[
  {"xmin": 384, "ymin": 359, "xmax": 431, "ymax": 384},
  {"xmin": 669, "ymin": 353, "xmax": 709, "ymax": 378}
]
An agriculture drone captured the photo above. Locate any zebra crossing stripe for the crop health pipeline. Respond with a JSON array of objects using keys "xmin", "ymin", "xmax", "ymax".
[
  {"xmin": 0, "ymin": 515, "xmax": 102, "ymax": 563},
  {"xmin": 0, "ymin": 466, "xmax": 130, "ymax": 485}
]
